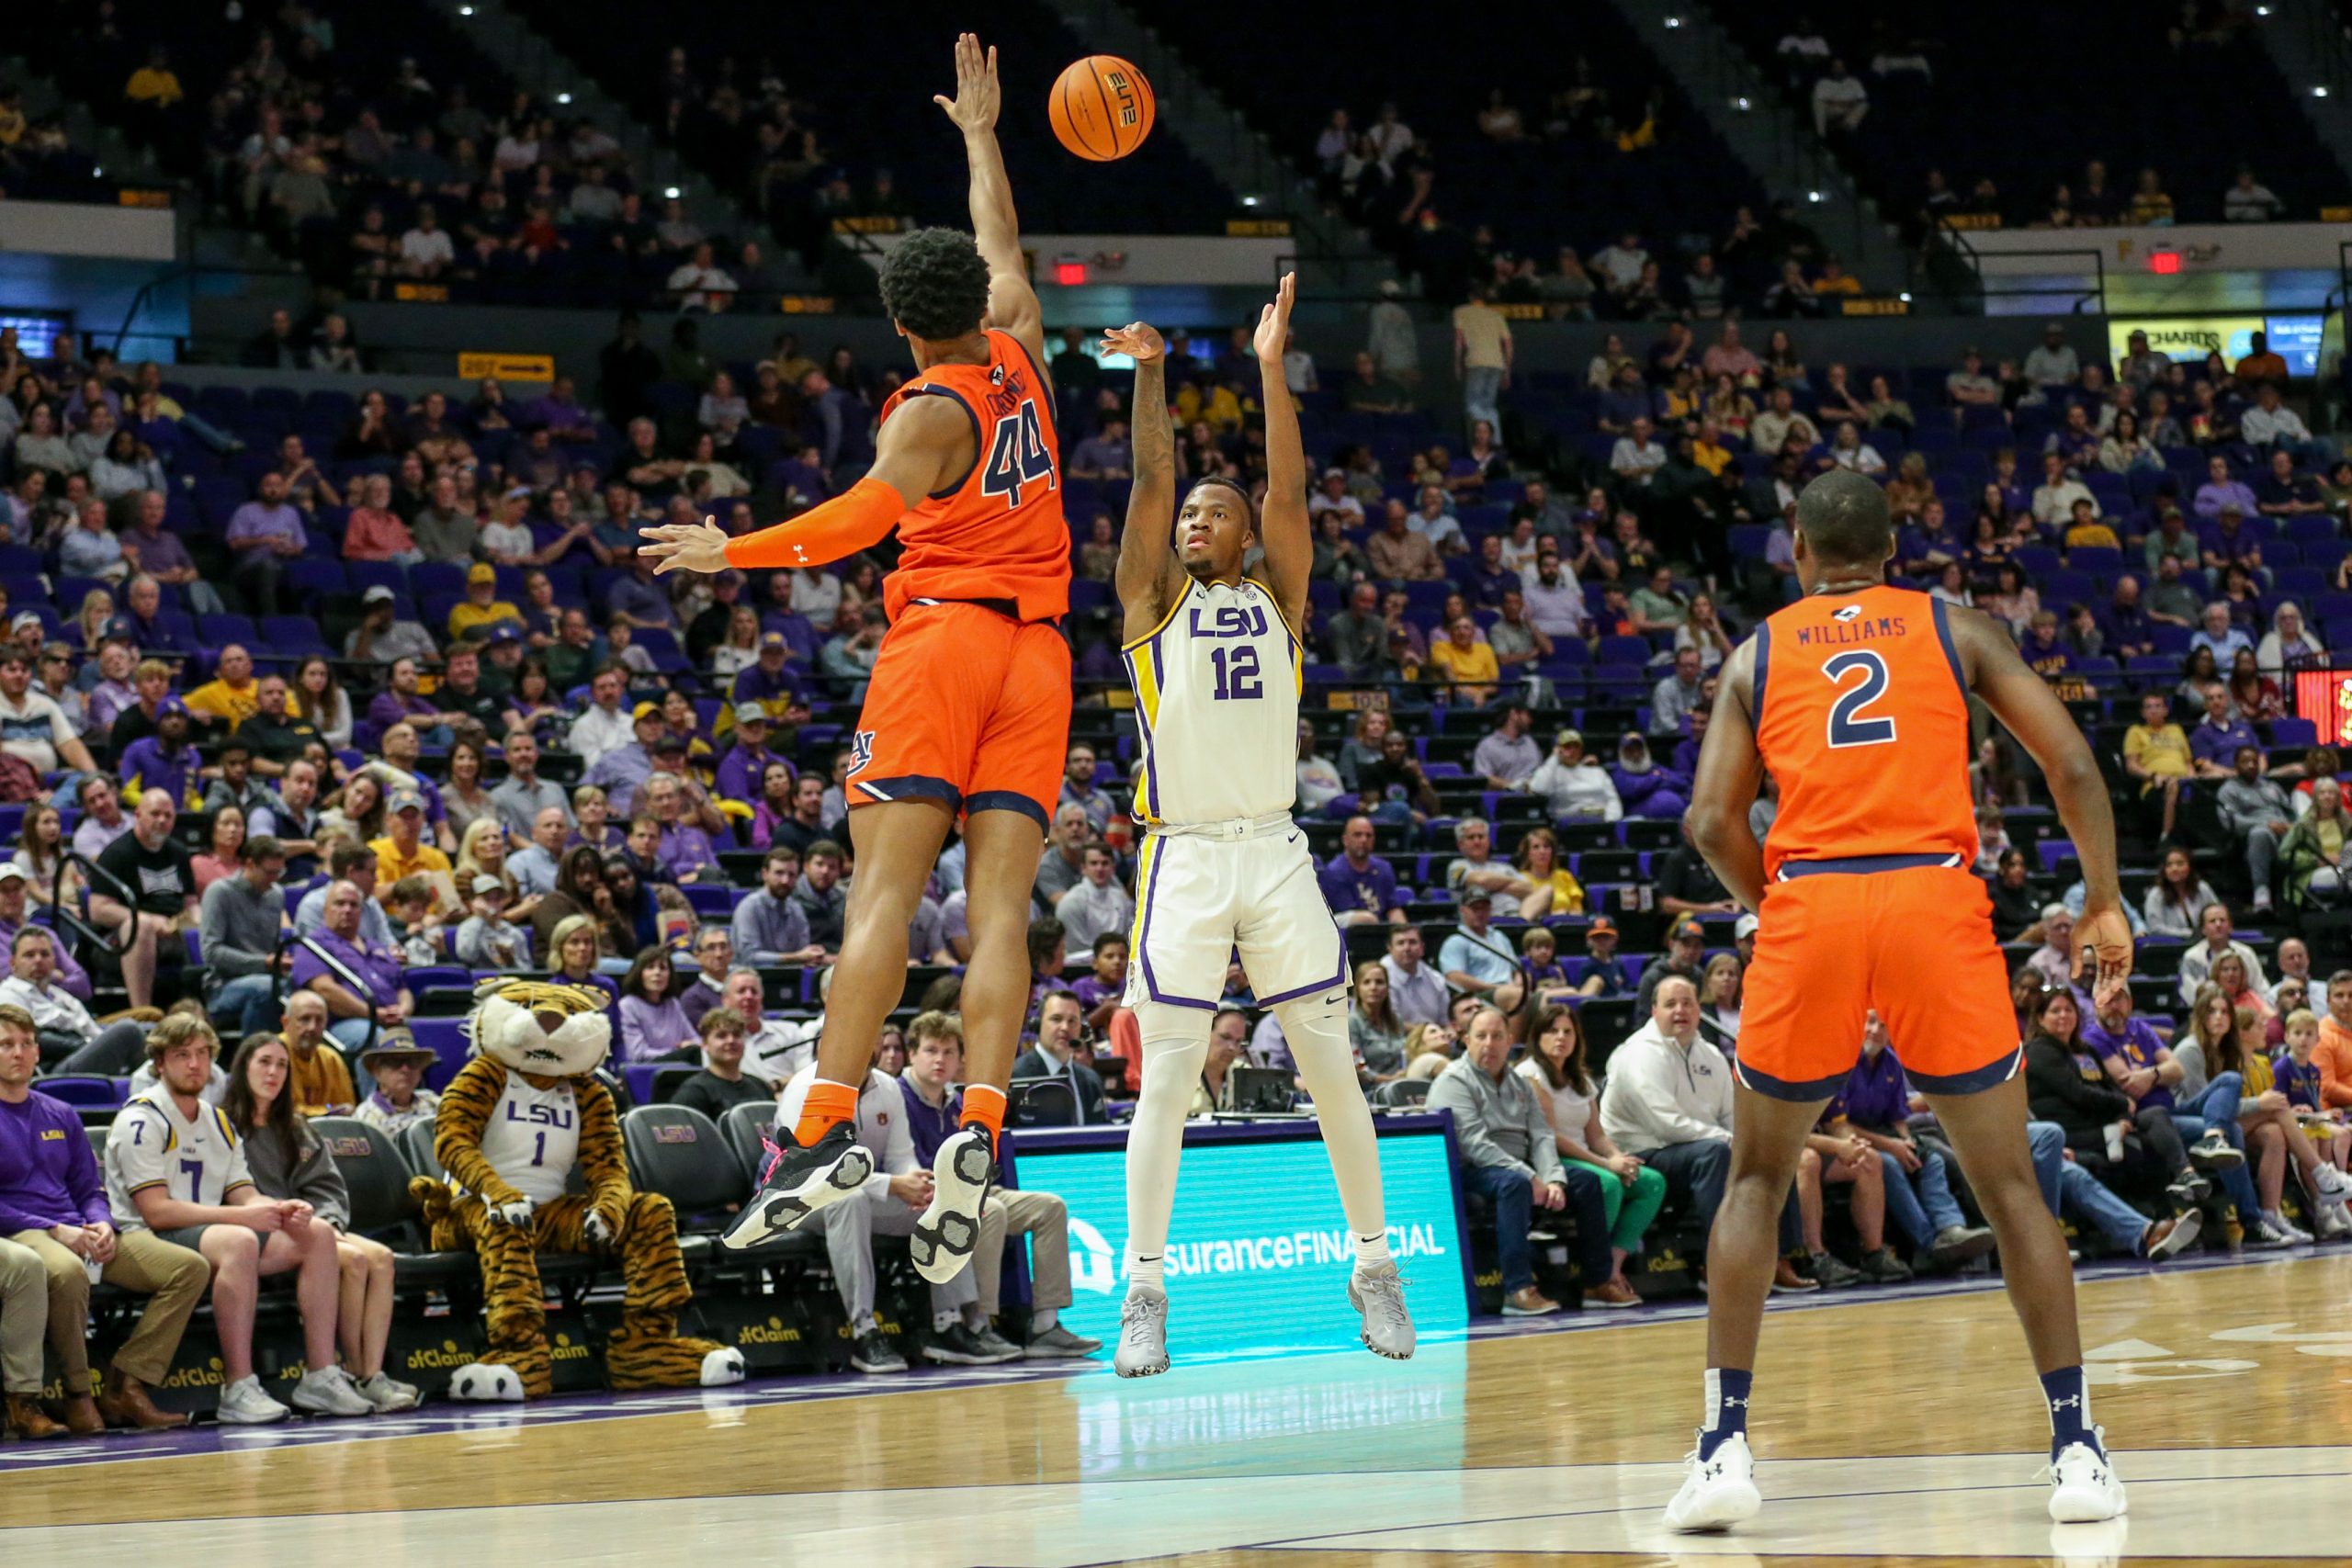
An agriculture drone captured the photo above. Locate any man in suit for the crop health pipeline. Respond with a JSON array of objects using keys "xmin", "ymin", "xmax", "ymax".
[{"xmin": 1012, "ymin": 989, "xmax": 1106, "ymax": 1123}]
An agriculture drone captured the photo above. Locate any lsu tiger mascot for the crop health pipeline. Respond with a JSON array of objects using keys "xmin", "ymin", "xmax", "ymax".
[{"xmin": 409, "ymin": 978, "xmax": 745, "ymax": 1400}]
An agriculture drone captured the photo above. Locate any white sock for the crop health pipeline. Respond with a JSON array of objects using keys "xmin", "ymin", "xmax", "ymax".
[
  {"xmin": 1032, "ymin": 1306, "xmax": 1058, "ymax": 1330},
  {"xmin": 1275, "ymin": 997, "xmax": 1389, "ymax": 1243},
  {"xmin": 1124, "ymin": 1030, "xmax": 1205, "ymax": 1298},
  {"xmin": 1354, "ymin": 1232, "xmax": 1393, "ymax": 1269}
]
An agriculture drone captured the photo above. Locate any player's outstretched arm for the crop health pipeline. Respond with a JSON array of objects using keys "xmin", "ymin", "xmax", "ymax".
[
  {"xmin": 1952, "ymin": 605, "xmax": 2132, "ymax": 1005},
  {"xmin": 1252, "ymin": 272, "xmax": 1310, "ymax": 635},
  {"xmin": 935, "ymin": 33, "xmax": 1045, "ymax": 367},
  {"xmin": 1109, "ymin": 321, "xmax": 1183, "ymax": 627},
  {"xmin": 638, "ymin": 396, "xmax": 962, "ymax": 574},
  {"xmin": 1686, "ymin": 636, "xmax": 1769, "ymax": 912}
]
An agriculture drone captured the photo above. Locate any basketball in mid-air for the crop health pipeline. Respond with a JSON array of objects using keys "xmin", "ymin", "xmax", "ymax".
[{"xmin": 1048, "ymin": 55, "xmax": 1155, "ymax": 161}]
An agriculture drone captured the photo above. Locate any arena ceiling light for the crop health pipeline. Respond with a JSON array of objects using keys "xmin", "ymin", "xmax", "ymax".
[{"xmin": 663, "ymin": 186, "xmax": 683, "ymax": 198}]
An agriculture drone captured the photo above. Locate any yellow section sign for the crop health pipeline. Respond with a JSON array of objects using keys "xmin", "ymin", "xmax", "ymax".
[
  {"xmin": 458, "ymin": 352, "xmax": 556, "ymax": 381},
  {"xmin": 2106, "ymin": 316, "xmax": 2263, "ymax": 367}
]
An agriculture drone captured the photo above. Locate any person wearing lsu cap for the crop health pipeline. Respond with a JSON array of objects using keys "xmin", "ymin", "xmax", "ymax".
[
  {"xmin": 353, "ymin": 1032, "xmax": 440, "ymax": 1138},
  {"xmin": 117, "ymin": 695, "xmax": 200, "ymax": 809},
  {"xmin": 447, "ymin": 560, "xmax": 525, "ymax": 645},
  {"xmin": 1437, "ymin": 887, "xmax": 1527, "ymax": 1014},
  {"xmin": 582, "ymin": 699, "xmax": 663, "ymax": 818},
  {"xmin": 1636, "ymin": 915, "xmax": 1711, "ymax": 1014},
  {"xmin": 714, "ymin": 701, "xmax": 788, "ymax": 805},
  {"xmin": 729, "ymin": 627, "xmax": 799, "ymax": 721},
  {"xmin": 0, "ymin": 642, "xmax": 92, "ymax": 777},
  {"xmin": 368, "ymin": 786, "xmax": 456, "ymax": 910}
]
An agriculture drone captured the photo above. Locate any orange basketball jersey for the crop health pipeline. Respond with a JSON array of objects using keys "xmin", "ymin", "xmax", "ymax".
[
  {"xmin": 1751, "ymin": 583, "xmax": 1978, "ymax": 879},
  {"xmin": 876, "ymin": 329, "xmax": 1070, "ymax": 623}
]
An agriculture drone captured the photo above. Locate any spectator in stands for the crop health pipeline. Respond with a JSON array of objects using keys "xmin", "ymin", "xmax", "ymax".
[
  {"xmin": 1438, "ymin": 890, "xmax": 1523, "ymax": 1012},
  {"xmin": 1320, "ymin": 816, "xmax": 1406, "ymax": 927},
  {"xmin": 0, "ymin": 649, "xmax": 89, "ymax": 777},
  {"xmin": 2222, "ymin": 166, "xmax": 2284, "ymax": 222},
  {"xmin": 0, "ymin": 925, "xmax": 144, "ymax": 1072},
  {"xmin": 617, "ymin": 945, "xmax": 695, "ymax": 1065},
  {"xmin": 1834, "ymin": 1014, "xmax": 1996, "ymax": 1271},
  {"xmin": 0, "ymin": 1002, "xmax": 207, "ymax": 1433},
  {"xmin": 1055, "ymin": 843, "xmax": 1133, "ymax": 966},
  {"xmin": 670, "ymin": 1007, "xmax": 776, "ymax": 1122},
  {"xmin": 1452, "ymin": 283, "xmax": 1512, "ymax": 434},
  {"xmin": 199, "ymin": 833, "xmax": 288, "ymax": 1037},
  {"xmin": 1525, "ymin": 728, "xmax": 1622, "ymax": 823},
  {"xmin": 1511, "ymin": 1003, "xmax": 1657, "ymax": 1302},
  {"xmin": 1748, "ymin": 387, "xmax": 1818, "ymax": 455},
  {"xmin": 353, "ymin": 1035, "xmax": 438, "ymax": 1138},
  {"xmin": 2279, "ymin": 784, "xmax": 2352, "ymax": 910},
  {"xmin": 1012, "ymin": 991, "xmax": 1107, "ymax": 1125},
  {"xmin": 1381, "ymin": 925, "xmax": 1449, "ymax": 1028},
  {"xmin": 344, "ymin": 587, "xmax": 436, "ymax": 672},
  {"xmin": 1428, "ymin": 1004, "xmax": 1594, "ymax": 1316},
  {"xmin": 90, "ymin": 790, "xmax": 194, "ymax": 1012},
  {"xmin": 1349, "ymin": 960, "xmax": 1411, "ymax": 1080},
  {"xmin": 292, "ymin": 881, "xmax": 412, "ymax": 1051}
]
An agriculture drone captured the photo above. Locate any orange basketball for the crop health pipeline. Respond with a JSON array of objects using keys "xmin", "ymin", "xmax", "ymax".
[{"xmin": 1048, "ymin": 55, "xmax": 1154, "ymax": 161}]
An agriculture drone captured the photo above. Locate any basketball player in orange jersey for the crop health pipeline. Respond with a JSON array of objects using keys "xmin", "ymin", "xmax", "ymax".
[
  {"xmin": 1663, "ymin": 470, "xmax": 2136, "ymax": 1533},
  {"xmin": 639, "ymin": 35, "xmax": 1063, "ymax": 1284}
]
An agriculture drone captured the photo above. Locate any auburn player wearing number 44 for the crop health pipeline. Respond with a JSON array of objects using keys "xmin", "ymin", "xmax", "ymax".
[
  {"xmin": 638, "ymin": 34, "xmax": 1067, "ymax": 1293},
  {"xmin": 1664, "ymin": 469, "xmax": 2137, "ymax": 1535},
  {"xmin": 1103, "ymin": 276, "xmax": 1412, "ymax": 1379}
]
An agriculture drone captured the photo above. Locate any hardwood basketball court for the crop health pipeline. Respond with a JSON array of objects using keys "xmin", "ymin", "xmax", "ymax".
[{"xmin": 0, "ymin": 1251, "xmax": 2342, "ymax": 1566}]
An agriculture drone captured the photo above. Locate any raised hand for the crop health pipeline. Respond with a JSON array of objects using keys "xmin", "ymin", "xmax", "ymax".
[
  {"xmin": 1252, "ymin": 271, "xmax": 1298, "ymax": 365},
  {"xmin": 933, "ymin": 33, "xmax": 1001, "ymax": 135},
  {"xmin": 637, "ymin": 519, "xmax": 731, "ymax": 576},
  {"xmin": 1101, "ymin": 321, "xmax": 1164, "ymax": 365}
]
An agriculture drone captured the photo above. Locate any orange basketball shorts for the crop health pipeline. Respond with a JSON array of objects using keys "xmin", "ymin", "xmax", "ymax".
[
  {"xmin": 1734, "ymin": 857, "xmax": 2023, "ymax": 1101},
  {"xmin": 843, "ymin": 599, "xmax": 1071, "ymax": 829}
]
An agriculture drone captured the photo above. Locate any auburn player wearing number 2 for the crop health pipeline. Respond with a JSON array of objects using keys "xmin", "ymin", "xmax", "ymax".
[
  {"xmin": 638, "ymin": 35, "xmax": 1063, "ymax": 1287},
  {"xmin": 1664, "ymin": 470, "xmax": 2136, "ymax": 1534}
]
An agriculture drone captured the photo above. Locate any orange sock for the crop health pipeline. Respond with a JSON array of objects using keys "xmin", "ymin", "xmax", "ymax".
[
  {"xmin": 792, "ymin": 1078, "xmax": 860, "ymax": 1148},
  {"xmin": 960, "ymin": 1084, "xmax": 1007, "ymax": 1152}
]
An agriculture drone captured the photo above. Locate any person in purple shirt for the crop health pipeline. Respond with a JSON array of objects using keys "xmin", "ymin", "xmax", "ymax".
[
  {"xmin": 2188, "ymin": 686, "xmax": 2261, "ymax": 775},
  {"xmin": 646, "ymin": 773, "xmax": 719, "ymax": 882},
  {"xmin": 1318, "ymin": 815, "xmax": 1405, "ymax": 925},
  {"xmin": 2100, "ymin": 575, "xmax": 2154, "ymax": 660},
  {"xmin": 2080, "ymin": 989, "xmax": 2266, "ymax": 1222},
  {"xmin": 520, "ymin": 375, "xmax": 598, "ymax": 440},
  {"xmin": 221, "ymin": 470, "xmax": 308, "ymax": 615},
  {"xmin": 730, "ymin": 636, "xmax": 800, "ymax": 715},
  {"xmin": 120, "ymin": 492, "xmax": 227, "ymax": 616},
  {"xmin": 119, "ymin": 698, "xmax": 200, "ymax": 808},
  {"xmin": 1827, "ymin": 1014, "xmax": 1995, "ymax": 1269},
  {"xmin": 289, "ymin": 880, "xmax": 413, "ymax": 1050},
  {"xmin": 606, "ymin": 551, "xmax": 673, "ymax": 629},
  {"xmin": 713, "ymin": 704, "xmax": 790, "ymax": 804},
  {"xmin": 0, "ymin": 866, "xmax": 87, "ymax": 1000},
  {"xmin": 0, "ymin": 1010, "xmax": 208, "ymax": 1431},
  {"xmin": 2191, "ymin": 456, "xmax": 2260, "ymax": 522}
]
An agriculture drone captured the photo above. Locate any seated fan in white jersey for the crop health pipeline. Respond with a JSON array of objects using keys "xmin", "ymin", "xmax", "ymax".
[{"xmin": 410, "ymin": 979, "xmax": 745, "ymax": 1400}]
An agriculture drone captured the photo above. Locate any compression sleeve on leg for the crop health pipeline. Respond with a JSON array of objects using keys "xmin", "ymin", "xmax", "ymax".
[
  {"xmin": 1124, "ymin": 1003, "xmax": 1210, "ymax": 1290},
  {"xmin": 1275, "ymin": 992, "xmax": 1388, "ymax": 1247},
  {"xmin": 723, "ymin": 478, "xmax": 907, "ymax": 571}
]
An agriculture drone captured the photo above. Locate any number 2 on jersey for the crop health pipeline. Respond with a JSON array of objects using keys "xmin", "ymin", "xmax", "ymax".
[
  {"xmin": 1822, "ymin": 650, "xmax": 1897, "ymax": 748},
  {"xmin": 979, "ymin": 402, "xmax": 1056, "ymax": 506}
]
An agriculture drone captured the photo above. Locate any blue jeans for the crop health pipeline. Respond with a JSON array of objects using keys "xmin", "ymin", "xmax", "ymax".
[
  {"xmin": 209, "ymin": 973, "xmax": 280, "ymax": 1037},
  {"xmin": 2169, "ymin": 1093, "xmax": 2265, "ymax": 1220},
  {"xmin": 1468, "ymin": 1163, "xmax": 1537, "ymax": 1293},
  {"xmin": 2029, "ymin": 1119, "xmax": 2153, "ymax": 1254},
  {"xmin": 1878, "ymin": 1145, "xmax": 1966, "ymax": 1249},
  {"xmin": 1462, "ymin": 366, "xmax": 1502, "ymax": 434},
  {"xmin": 327, "ymin": 1016, "xmax": 377, "ymax": 1051},
  {"xmin": 1645, "ymin": 1136, "xmax": 1804, "ymax": 1252}
]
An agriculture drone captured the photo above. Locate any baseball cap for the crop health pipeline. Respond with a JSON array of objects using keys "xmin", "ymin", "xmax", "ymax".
[
  {"xmin": 0, "ymin": 863, "xmax": 25, "ymax": 886},
  {"xmin": 759, "ymin": 631, "xmax": 786, "ymax": 650},
  {"xmin": 1555, "ymin": 728, "xmax": 1583, "ymax": 747},
  {"xmin": 470, "ymin": 873, "xmax": 505, "ymax": 896},
  {"xmin": 466, "ymin": 562, "xmax": 496, "ymax": 586},
  {"xmin": 1668, "ymin": 916, "xmax": 1705, "ymax": 942},
  {"xmin": 361, "ymin": 584, "xmax": 396, "ymax": 605},
  {"xmin": 651, "ymin": 733, "xmax": 687, "ymax": 753},
  {"xmin": 1458, "ymin": 886, "xmax": 1494, "ymax": 907},
  {"xmin": 1323, "ymin": 466, "xmax": 1346, "ymax": 480},
  {"xmin": 1735, "ymin": 913, "xmax": 1758, "ymax": 942},
  {"xmin": 486, "ymin": 623, "xmax": 523, "ymax": 645},
  {"xmin": 733, "ymin": 702, "xmax": 769, "ymax": 725},
  {"xmin": 102, "ymin": 614, "xmax": 139, "ymax": 643},
  {"xmin": 156, "ymin": 695, "xmax": 189, "ymax": 718},
  {"xmin": 631, "ymin": 700, "xmax": 662, "ymax": 723},
  {"xmin": 1586, "ymin": 914, "xmax": 1617, "ymax": 936},
  {"xmin": 389, "ymin": 787, "xmax": 425, "ymax": 814},
  {"xmin": 8, "ymin": 612, "xmax": 40, "ymax": 633}
]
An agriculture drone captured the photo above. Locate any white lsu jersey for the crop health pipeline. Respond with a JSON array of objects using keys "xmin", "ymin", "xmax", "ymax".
[
  {"xmin": 1124, "ymin": 577, "xmax": 1302, "ymax": 828},
  {"xmin": 106, "ymin": 1089, "xmax": 255, "ymax": 1229},
  {"xmin": 473, "ymin": 1072, "xmax": 582, "ymax": 1204}
]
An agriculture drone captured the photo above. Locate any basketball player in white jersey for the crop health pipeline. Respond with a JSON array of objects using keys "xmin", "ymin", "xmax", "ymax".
[{"xmin": 1102, "ymin": 275, "xmax": 1412, "ymax": 1376}]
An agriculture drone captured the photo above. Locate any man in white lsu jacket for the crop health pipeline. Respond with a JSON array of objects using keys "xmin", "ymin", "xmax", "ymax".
[
  {"xmin": 1599, "ymin": 975, "xmax": 1805, "ymax": 1273},
  {"xmin": 777, "ymin": 1056, "xmax": 1021, "ymax": 1375}
]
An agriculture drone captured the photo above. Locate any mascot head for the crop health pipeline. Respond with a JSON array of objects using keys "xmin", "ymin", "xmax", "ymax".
[{"xmin": 468, "ymin": 978, "xmax": 614, "ymax": 1079}]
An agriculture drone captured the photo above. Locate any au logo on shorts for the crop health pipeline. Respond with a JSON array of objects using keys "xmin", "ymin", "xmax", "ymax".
[{"xmin": 848, "ymin": 729, "xmax": 876, "ymax": 775}]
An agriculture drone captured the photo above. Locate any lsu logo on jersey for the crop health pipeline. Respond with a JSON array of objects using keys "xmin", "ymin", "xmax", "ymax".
[{"xmin": 848, "ymin": 729, "xmax": 876, "ymax": 776}]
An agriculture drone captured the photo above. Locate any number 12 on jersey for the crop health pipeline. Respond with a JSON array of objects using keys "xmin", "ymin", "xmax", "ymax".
[
  {"xmin": 1823, "ymin": 650, "xmax": 1897, "ymax": 748},
  {"xmin": 1210, "ymin": 645, "xmax": 1262, "ymax": 701}
]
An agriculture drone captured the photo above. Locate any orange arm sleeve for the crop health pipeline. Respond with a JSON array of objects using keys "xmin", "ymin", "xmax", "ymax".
[{"xmin": 722, "ymin": 477, "xmax": 906, "ymax": 571}]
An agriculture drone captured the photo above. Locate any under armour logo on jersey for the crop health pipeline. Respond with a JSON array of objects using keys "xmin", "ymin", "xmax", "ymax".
[
  {"xmin": 1833, "ymin": 605, "xmax": 1862, "ymax": 622},
  {"xmin": 989, "ymin": 365, "xmax": 1007, "ymax": 386},
  {"xmin": 847, "ymin": 729, "xmax": 876, "ymax": 775}
]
